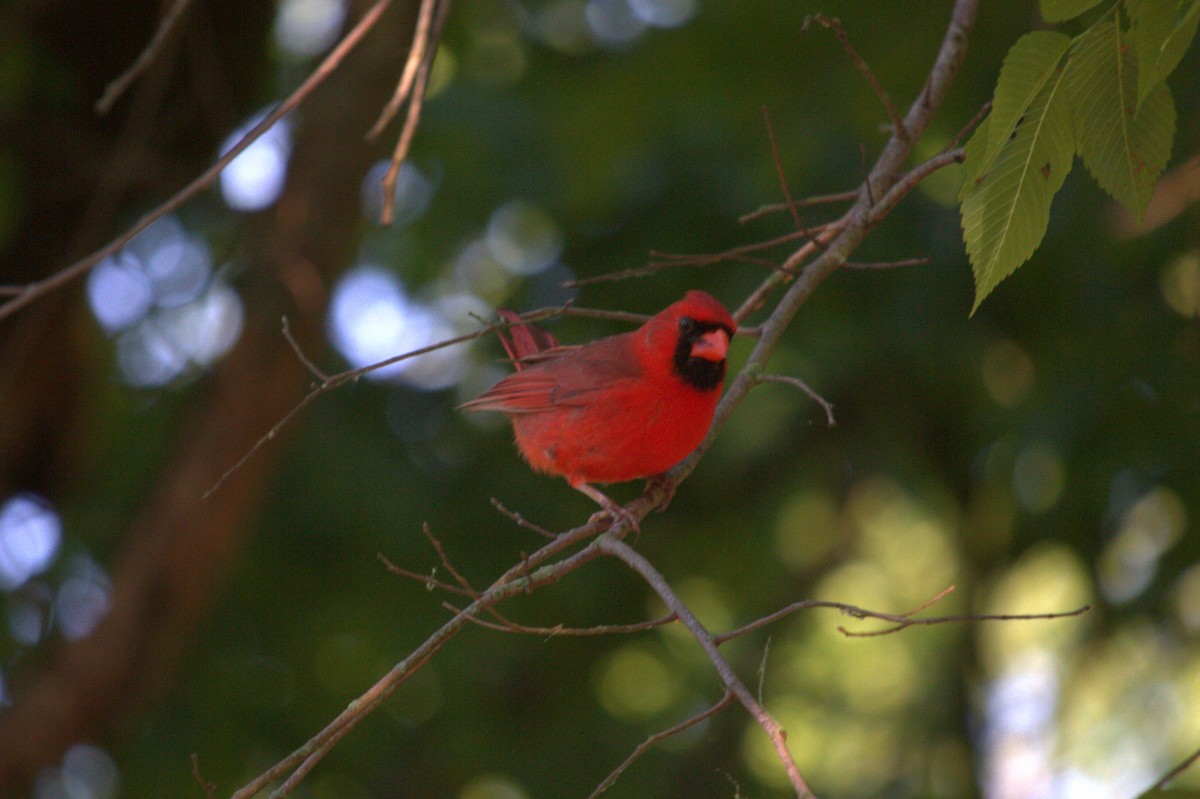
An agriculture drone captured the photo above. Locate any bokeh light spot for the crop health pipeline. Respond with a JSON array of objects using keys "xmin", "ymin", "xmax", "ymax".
[
  {"xmin": 1160, "ymin": 249, "xmax": 1200, "ymax": 318},
  {"xmin": 1098, "ymin": 486, "xmax": 1185, "ymax": 603},
  {"xmin": 530, "ymin": 1, "xmax": 594, "ymax": 54},
  {"xmin": 1012, "ymin": 441, "xmax": 1065, "ymax": 514},
  {"xmin": 274, "ymin": 0, "xmax": 346, "ymax": 58},
  {"xmin": 116, "ymin": 322, "xmax": 189, "ymax": 388},
  {"xmin": 86, "ymin": 253, "xmax": 154, "ymax": 332},
  {"xmin": 55, "ymin": 558, "xmax": 112, "ymax": 641},
  {"xmin": 219, "ymin": 111, "xmax": 293, "ymax": 212},
  {"xmin": 1172, "ymin": 563, "xmax": 1200, "ymax": 633},
  {"xmin": 459, "ymin": 774, "xmax": 529, "ymax": 799},
  {"xmin": 485, "ymin": 201, "xmax": 562, "ymax": 276},
  {"xmin": 982, "ymin": 339, "xmax": 1036, "ymax": 408},
  {"xmin": 594, "ymin": 646, "xmax": 678, "ymax": 719},
  {"xmin": 980, "ymin": 544, "xmax": 1092, "ymax": 670},
  {"xmin": 628, "ymin": 0, "xmax": 695, "ymax": 27},
  {"xmin": 143, "ymin": 237, "xmax": 210, "ymax": 308},
  {"xmin": 848, "ymin": 478, "xmax": 960, "ymax": 606},
  {"xmin": 7, "ymin": 582, "xmax": 52, "ymax": 645},
  {"xmin": 327, "ymin": 266, "xmax": 467, "ymax": 389},
  {"xmin": 774, "ymin": 489, "xmax": 841, "ymax": 571},
  {"xmin": 361, "ymin": 161, "xmax": 436, "ymax": 225},
  {"xmin": 33, "ymin": 744, "xmax": 119, "ymax": 799},
  {"xmin": 585, "ymin": 0, "xmax": 646, "ymax": 47},
  {"xmin": 0, "ymin": 494, "xmax": 62, "ymax": 591}
]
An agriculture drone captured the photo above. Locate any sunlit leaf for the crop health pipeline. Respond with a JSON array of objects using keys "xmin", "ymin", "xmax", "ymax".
[
  {"xmin": 1040, "ymin": 0, "xmax": 1106, "ymax": 22},
  {"xmin": 1066, "ymin": 11, "xmax": 1176, "ymax": 218},
  {"xmin": 1128, "ymin": 0, "xmax": 1200, "ymax": 108},
  {"xmin": 961, "ymin": 65, "xmax": 1073, "ymax": 312},
  {"xmin": 974, "ymin": 31, "xmax": 1072, "ymax": 183}
]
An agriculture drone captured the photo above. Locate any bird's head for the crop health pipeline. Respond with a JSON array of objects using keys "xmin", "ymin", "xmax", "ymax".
[{"xmin": 644, "ymin": 290, "xmax": 735, "ymax": 392}]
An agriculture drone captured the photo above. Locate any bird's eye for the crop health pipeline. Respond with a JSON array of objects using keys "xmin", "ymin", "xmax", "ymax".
[{"xmin": 678, "ymin": 317, "xmax": 696, "ymax": 335}]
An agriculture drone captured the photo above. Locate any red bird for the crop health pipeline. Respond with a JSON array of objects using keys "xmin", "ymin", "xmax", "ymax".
[{"xmin": 460, "ymin": 291, "xmax": 736, "ymax": 526}]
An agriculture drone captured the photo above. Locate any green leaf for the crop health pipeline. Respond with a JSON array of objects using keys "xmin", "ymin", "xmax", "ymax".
[
  {"xmin": 1041, "ymin": 0, "xmax": 1107, "ymax": 22},
  {"xmin": 1129, "ymin": 0, "xmax": 1200, "ymax": 108},
  {"xmin": 1066, "ymin": 11, "xmax": 1176, "ymax": 218},
  {"xmin": 961, "ymin": 65, "xmax": 1074, "ymax": 312},
  {"xmin": 976, "ymin": 31, "xmax": 1072, "ymax": 182}
]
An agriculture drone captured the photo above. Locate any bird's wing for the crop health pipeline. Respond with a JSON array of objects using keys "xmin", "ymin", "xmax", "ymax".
[
  {"xmin": 457, "ymin": 371, "xmax": 569, "ymax": 414},
  {"xmin": 461, "ymin": 336, "xmax": 639, "ymax": 414}
]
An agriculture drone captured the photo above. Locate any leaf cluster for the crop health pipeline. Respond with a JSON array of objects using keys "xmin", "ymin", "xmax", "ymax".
[{"xmin": 961, "ymin": 0, "xmax": 1199, "ymax": 310}]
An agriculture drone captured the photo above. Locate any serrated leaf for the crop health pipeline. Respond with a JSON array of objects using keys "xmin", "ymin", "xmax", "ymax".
[
  {"xmin": 1066, "ymin": 12, "xmax": 1176, "ymax": 218},
  {"xmin": 961, "ymin": 65, "xmax": 1074, "ymax": 312},
  {"xmin": 976, "ymin": 31, "xmax": 1073, "ymax": 181},
  {"xmin": 1129, "ymin": 0, "xmax": 1200, "ymax": 107},
  {"xmin": 959, "ymin": 117, "xmax": 992, "ymax": 199},
  {"xmin": 1041, "ymin": 0, "xmax": 1106, "ymax": 22}
]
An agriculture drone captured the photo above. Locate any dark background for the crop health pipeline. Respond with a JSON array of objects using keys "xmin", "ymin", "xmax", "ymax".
[{"xmin": 1, "ymin": 1, "xmax": 1198, "ymax": 797}]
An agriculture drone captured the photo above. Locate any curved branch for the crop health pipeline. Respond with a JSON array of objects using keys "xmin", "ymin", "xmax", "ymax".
[
  {"xmin": 597, "ymin": 536, "xmax": 816, "ymax": 798},
  {"xmin": 0, "ymin": 0, "xmax": 398, "ymax": 326},
  {"xmin": 221, "ymin": 2, "xmax": 984, "ymax": 795}
]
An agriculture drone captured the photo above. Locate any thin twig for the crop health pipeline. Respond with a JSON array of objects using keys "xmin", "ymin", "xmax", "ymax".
[
  {"xmin": 843, "ymin": 257, "xmax": 931, "ymax": 270},
  {"xmin": 231, "ymin": 515, "xmax": 622, "ymax": 799},
  {"xmin": 0, "ymin": 0, "xmax": 399, "ymax": 327},
  {"xmin": 422, "ymin": 523, "xmax": 479, "ymax": 597},
  {"xmin": 739, "ymin": 191, "xmax": 859, "ymax": 225},
  {"xmin": 367, "ymin": 0, "xmax": 441, "ymax": 139},
  {"xmin": 756, "ymin": 373, "xmax": 836, "ymax": 428},
  {"xmin": 598, "ymin": 535, "xmax": 816, "ymax": 799},
  {"xmin": 713, "ymin": 599, "xmax": 1089, "ymax": 644},
  {"xmin": 281, "ymin": 316, "xmax": 329, "ymax": 381},
  {"xmin": 95, "ymin": 0, "xmax": 196, "ymax": 114},
  {"xmin": 205, "ymin": 302, "xmax": 570, "ymax": 499},
  {"xmin": 378, "ymin": 0, "xmax": 450, "ymax": 226},
  {"xmin": 757, "ymin": 638, "xmax": 772, "ymax": 704},
  {"xmin": 862, "ymin": 148, "xmax": 966, "ymax": 227},
  {"xmin": 190, "ymin": 753, "xmax": 216, "ymax": 799},
  {"xmin": 652, "ymin": 229, "xmax": 827, "ymax": 268},
  {"xmin": 587, "ymin": 690, "xmax": 736, "ymax": 799},
  {"xmin": 563, "ymin": 228, "xmax": 824, "ymax": 288},
  {"xmin": 804, "ymin": 15, "xmax": 905, "ymax": 139},
  {"xmin": 732, "ymin": 223, "xmax": 844, "ymax": 323},
  {"xmin": 1149, "ymin": 743, "xmax": 1200, "ymax": 792},
  {"xmin": 378, "ymin": 553, "xmax": 470, "ymax": 596},
  {"xmin": 838, "ymin": 606, "xmax": 1092, "ymax": 637},
  {"xmin": 454, "ymin": 607, "xmax": 676, "ymax": 638},
  {"xmin": 945, "ymin": 99, "xmax": 992, "ymax": 152},
  {"xmin": 491, "ymin": 498, "xmax": 556, "ymax": 539},
  {"xmin": 762, "ymin": 106, "xmax": 804, "ymax": 232}
]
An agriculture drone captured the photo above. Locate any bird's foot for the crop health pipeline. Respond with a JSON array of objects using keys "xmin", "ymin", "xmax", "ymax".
[
  {"xmin": 575, "ymin": 483, "xmax": 640, "ymax": 533},
  {"xmin": 645, "ymin": 474, "xmax": 677, "ymax": 511}
]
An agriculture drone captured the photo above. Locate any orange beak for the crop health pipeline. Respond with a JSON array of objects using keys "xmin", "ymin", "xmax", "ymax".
[{"xmin": 690, "ymin": 328, "xmax": 729, "ymax": 362}]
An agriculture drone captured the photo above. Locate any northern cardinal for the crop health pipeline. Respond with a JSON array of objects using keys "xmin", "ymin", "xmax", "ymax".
[{"xmin": 460, "ymin": 291, "xmax": 736, "ymax": 526}]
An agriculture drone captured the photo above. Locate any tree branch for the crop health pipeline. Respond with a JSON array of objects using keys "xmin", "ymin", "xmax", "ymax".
[
  {"xmin": 587, "ymin": 690, "xmax": 736, "ymax": 799},
  {"xmin": 219, "ymin": 2, "xmax": 985, "ymax": 795},
  {"xmin": 0, "ymin": 0, "xmax": 398, "ymax": 327}
]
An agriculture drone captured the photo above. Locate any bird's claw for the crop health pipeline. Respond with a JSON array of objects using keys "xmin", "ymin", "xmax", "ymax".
[
  {"xmin": 589, "ymin": 504, "xmax": 640, "ymax": 533},
  {"xmin": 576, "ymin": 483, "xmax": 640, "ymax": 532},
  {"xmin": 645, "ymin": 474, "xmax": 676, "ymax": 511}
]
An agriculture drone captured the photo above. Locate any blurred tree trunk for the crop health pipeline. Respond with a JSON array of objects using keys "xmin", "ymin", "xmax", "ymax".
[{"xmin": 0, "ymin": 0, "xmax": 416, "ymax": 790}]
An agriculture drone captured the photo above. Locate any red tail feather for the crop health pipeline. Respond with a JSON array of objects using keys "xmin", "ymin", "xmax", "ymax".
[{"xmin": 497, "ymin": 309, "xmax": 558, "ymax": 371}]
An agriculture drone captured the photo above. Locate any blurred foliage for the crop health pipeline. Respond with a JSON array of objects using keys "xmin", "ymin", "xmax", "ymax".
[{"xmin": 2, "ymin": 1, "xmax": 1200, "ymax": 798}]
